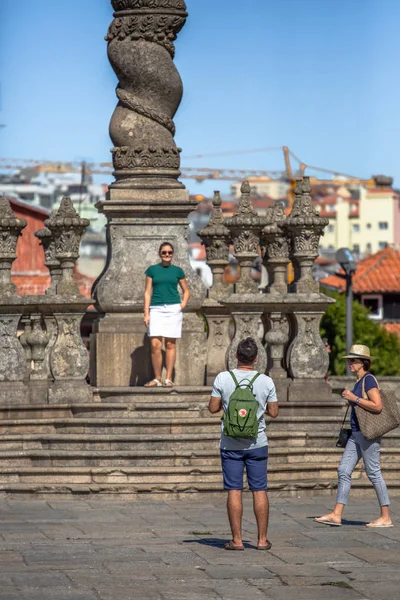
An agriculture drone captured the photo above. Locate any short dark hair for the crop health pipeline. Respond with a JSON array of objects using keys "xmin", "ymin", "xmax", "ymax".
[
  {"xmin": 237, "ymin": 337, "xmax": 258, "ymax": 365},
  {"xmin": 362, "ymin": 359, "xmax": 371, "ymax": 371},
  {"xmin": 159, "ymin": 241, "xmax": 174, "ymax": 255}
]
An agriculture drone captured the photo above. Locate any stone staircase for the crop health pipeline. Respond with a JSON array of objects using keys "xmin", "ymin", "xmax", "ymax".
[{"xmin": 0, "ymin": 387, "xmax": 399, "ymax": 499}]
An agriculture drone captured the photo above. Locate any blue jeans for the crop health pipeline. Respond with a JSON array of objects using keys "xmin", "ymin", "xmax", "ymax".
[
  {"xmin": 220, "ymin": 446, "xmax": 268, "ymax": 491},
  {"xmin": 336, "ymin": 431, "xmax": 390, "ymax": 506}
]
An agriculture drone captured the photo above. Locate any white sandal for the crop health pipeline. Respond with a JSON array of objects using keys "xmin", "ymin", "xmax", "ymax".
[
  {"xmin": 144, "ymin": 379, "xmax": 162, "ymax": 387},
  {"xmin": 164, "ymin": 379, "xmax": 174, "ymax": 387}
]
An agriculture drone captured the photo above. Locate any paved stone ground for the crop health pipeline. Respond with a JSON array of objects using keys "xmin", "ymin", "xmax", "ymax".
[{"xmin": 0, "ymin": 495, "xmax": 399, "ymax": 600}]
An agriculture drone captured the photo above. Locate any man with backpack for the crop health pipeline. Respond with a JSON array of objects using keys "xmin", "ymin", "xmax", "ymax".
[{"xmin": 208, "ymin": 337, "xmax": 278, "ymax": 551}]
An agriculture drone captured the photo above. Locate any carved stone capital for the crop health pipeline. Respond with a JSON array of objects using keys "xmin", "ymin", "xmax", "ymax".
[{"xmin": 0, "ymin": 197, "xmax": 27, "ymax": 296}]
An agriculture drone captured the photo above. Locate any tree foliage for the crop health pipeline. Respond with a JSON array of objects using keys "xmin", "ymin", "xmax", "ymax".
[{"xmin": 320, "ymin": 292, "xmax": 400, "ymax": 376}]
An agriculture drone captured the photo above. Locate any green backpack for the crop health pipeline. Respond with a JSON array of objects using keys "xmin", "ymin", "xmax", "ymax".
[{"xmin": 223, "ymin": 371, "xmax": 261, "ymax": 439}]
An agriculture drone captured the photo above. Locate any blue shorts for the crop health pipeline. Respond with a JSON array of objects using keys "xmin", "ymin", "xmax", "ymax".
[{"xmin": 220, "ymin": 446, "xmax": 268, "ymax": 491}]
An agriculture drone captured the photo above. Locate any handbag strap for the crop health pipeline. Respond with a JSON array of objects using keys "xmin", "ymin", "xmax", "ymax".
[
  {"xmin": 340, "ymin": 404, "xmax": 350, "ymax": 429},
  {"xmin": 361, "ymin": 373, "xmax": 380, "ymax": 399}
]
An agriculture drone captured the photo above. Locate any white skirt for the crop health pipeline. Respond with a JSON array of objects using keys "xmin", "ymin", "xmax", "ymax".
[{"xmin": 148, "ymin": 304, "xmax": 183, "ymax": 338}]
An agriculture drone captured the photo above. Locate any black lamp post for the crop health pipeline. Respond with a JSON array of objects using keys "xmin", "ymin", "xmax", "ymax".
[{"xmin": 335, "ymin": 248, "xmax": 357, "ymax": 376}]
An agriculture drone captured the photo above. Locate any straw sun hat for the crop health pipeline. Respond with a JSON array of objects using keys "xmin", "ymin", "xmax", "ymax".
[{"xmin": 342, "ymin": 344, "xmax": 374, "ymax": 360}]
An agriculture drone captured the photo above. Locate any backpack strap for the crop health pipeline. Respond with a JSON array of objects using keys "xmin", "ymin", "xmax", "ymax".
[
  {"xmin": 249, "ymin": 372, "xmax": 261, "ymax": 386},
  {"xmin": 229, "ymin": 371, "xmax": 239, "ymax": 387}
]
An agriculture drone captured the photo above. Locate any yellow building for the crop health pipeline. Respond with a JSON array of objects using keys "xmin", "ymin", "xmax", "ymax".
[{"xmin": 317, "ymin": 185, "xmax": 400, "ymax": 256}]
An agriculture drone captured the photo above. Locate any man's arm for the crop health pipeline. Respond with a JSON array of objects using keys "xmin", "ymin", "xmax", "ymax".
[
  {"xmin": 266, "ymin": 401, "xmax": 279, "ymax": 419},
  {"xmin": 208, "ymin": 396, "xmax": 222, "ymax": 414},
  {"xmin": 265, "ymin": 382, "xmax": 279, "ymax": 419}
]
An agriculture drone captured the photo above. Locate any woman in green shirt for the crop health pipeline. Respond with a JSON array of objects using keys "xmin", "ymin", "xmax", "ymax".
[{"xmin": 144, "ymin": 242, "xmax": 190, "ymax": 387}]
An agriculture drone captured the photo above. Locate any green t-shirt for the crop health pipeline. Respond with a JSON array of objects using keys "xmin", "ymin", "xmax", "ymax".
[{"xmin": 145, "ymin": 263, "xmax": 185, "ymax": 306}]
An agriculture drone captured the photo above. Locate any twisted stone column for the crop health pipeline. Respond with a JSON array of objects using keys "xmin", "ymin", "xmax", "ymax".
[{"xmin": 91, "ymin": 1, "xmax": 207, "ymax": 387}]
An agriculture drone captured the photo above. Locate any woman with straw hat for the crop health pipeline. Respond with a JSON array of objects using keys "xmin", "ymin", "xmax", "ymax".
[{"xmin": 315, "ymin": 344, "xmax": 392, "ymax": 528}]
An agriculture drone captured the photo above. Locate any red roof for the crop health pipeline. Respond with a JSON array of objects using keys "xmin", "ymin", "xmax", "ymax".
[
  {"xmin": 320, "ymin": 246, "xmax": 400, "ymax": 294},
  {"xmin": 6, "ymin": 197, "xmax": 94, "ymax": 299},
  {"xmin": 382, "ymin": 322, "xmax": 400, "ymax": 340}
]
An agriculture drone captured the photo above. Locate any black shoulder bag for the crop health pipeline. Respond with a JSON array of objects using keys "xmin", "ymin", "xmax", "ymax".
[{"xmin": 335, "ymin": 405, "xmax": 352, "ymax": 448}]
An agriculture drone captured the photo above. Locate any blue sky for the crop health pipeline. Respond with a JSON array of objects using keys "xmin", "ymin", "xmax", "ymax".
[{"xmin": 1, "ymin": 0, "xmax": 400, "ymax": 196}]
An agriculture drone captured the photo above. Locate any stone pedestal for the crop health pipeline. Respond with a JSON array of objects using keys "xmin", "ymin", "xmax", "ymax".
[
  {"xmin": 91, "ymin": 311, "xmax": 206, "ymax": 387},
  {"xmin": 286, "ymin": 293, "xmax": 334, "ymax": 401},
  {"xmin": 202, "ymin": 300, "xmax": 231, "ymax": 386}
]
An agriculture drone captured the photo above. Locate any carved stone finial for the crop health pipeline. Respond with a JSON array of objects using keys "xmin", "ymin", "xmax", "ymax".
[
  {"xmin": 44, "ymin": 197, "xmax": 89, "ymax": 296},
  {"xmin": 282, "ymin": 176, "xmax": 329, "ymax": 293},
  {"xmin": 0, "ymin": 196, "xmax": 27, "ymax": 296},
  {"xmin": 106, "ymin": 0, "xmax": 188, "ymax": 189},
  {"xmin": 224, "ymin": 181, "xmax": 264, "ymax": 294},
  {"xmin": 261, "ymin": 201, "xmax": 290, "ymax": 294},
  {"xmin": 35, "ymin": 225, "xmax": 62, "ymax": 295},
  {"xmin": 198, "ymin": 191, "xmax": 230, "ymax": 300}
]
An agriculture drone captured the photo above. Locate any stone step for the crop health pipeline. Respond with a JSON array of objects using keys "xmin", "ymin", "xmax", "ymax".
[
  {"xmin": 0, "ymin": 461, "xmax": 398, "ymax": 485},
  {"xmin": 1, "ymin": 478, "xmax": 400, "ymax": 499},
  {"xmin": 0, "ymin": 415, "xmax": 356, "ymax": 436},
  {"xmin": 0, "ymin": 401, "xmax": 348, "ymax": 420},
  {"xmin": 0, "ymin": 446, "xmax": 399, "ymax": 468}
]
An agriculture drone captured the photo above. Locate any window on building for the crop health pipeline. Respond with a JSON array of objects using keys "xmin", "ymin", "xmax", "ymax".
[
  {"xmin": 353, "ymin": 244, "xmax": 360, "ymax": 254},
  {"xmin": 379, "ymin": 242, "xmax": 388, "ymax": 250},
  {"xmin": 366, "ymin": 223, "xmax": 371, "ymax": 229},
  {"xmin": 379, "ymin": 222, "xmax": 388, "ymax": 230},
  {"xmin": 352, "ymin": 224, "xmax": 360, "ymax": 233},
  {"xmin": 327, "ymin": 224, "xmax": 334, "ymax": 232},
  {"xmin": 366, "ymin": 243, "xmax": 372, "ymax": 253},
  {"xmin": 362, "ymin": 295, "xmax": 383, "ymax": 320}
]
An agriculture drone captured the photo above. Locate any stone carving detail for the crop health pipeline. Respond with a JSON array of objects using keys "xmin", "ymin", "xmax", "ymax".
[
  {"xmin": 111, "ymin": 146, "xmax": 181, "ymax": 170},
  {"xmin": 198, "ymin": 191, "xmax": 230, "ymax": 300},
  {"xmin": 0, "ymin": 197, "xmax": 27, "ymax": 296},
  {"xmin": 106, "ymin": 0, "xmax": 188, "ymax": 187},
  {"xmin": 19, "ymin": 317, "xmax": 32, "ymax": 376},
  {"xmin": 0, "ymin": 315, "xmax": 26, "ymax": 382},
  {"xmin": 50, "ymin": 314, "xmax": 89, "ymax": 381},
  {"xmin": 44, "ymin": 197, "xmax": 89, "ymax": 296},
  {"xmin": 264, "ymin": 312, "xmax": 289, "ymax": 378},
  {"xmin": 288, "ymin": 312, "xmax": 329, "ymax": 378},
  {"xmin": 35, "ymin": 225, "xmax": 62, "ymax": 295},
  {"xmin": 227, "ymin": 312, "xmax": 267, "ymax": 373},
  {"xmin": 282, "ymin": 177, "xmax": 328, "ymax": 293},
  {"xmin": 25, "ymin": 315, "xmax": 49, "ymax": 381},
  {"xmin": 225, "ymin": 181, "xmax": 264, "ymax": 294},
  {"xmin": 116, "ymin": 88, "xmax": 176, "ymax": 134},
  {"xmin": 261, "ymin": 201, "xmax": 290, "ymax": 294}
]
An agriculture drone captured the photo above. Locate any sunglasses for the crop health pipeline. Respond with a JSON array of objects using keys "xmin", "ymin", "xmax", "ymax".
[
  {"xmin": 347, "ymin": 358, "xmax": 360, "ymax": 364},
  {"xmin": 161, "ymin": 251, "xmax": 173, "ymax": 256}
]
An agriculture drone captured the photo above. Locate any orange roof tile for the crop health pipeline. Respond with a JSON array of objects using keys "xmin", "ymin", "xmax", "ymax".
[
  {"xmin": 382, "ymin": 322, "xmax": 400, "ymax": 340},
  {"xmin": 320, "ymin": 246, "xmax": 400, "ymax": 294}
]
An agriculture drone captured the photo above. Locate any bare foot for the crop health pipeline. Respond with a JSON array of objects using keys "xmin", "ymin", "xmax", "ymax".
[
  {"xmin": 314, "ymin": 512, "xmax": 342, "ymax": 526},
  {"xmin": 366, "ymin": 518, "xmax": 393, "ymax": 527}
]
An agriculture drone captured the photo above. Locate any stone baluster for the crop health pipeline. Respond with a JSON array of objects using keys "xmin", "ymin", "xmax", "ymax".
[
  {"xmin": 198, "ymin": 191, "xmax": 231, "ymax": 384},
  {"xmin": 19, "ymin": 317, "xmax": 33, "ymax": 378},
  {"xmin": 44, "ymin": 197, "xmax": 89, "ymax": 296},
  {"xmin": 282, "ymin": 177, "xmax": 328, "ymax": 293},
  {"xmin": 278, "ymin": 176, "xmax": 333, "ymax": 401},
  {"xmin": 198, "ymin": 191, "xmax": 230, "ymax": 302},
  {"xmin": 0, "ymin": 197, "xmax": 28, "ymax": 403},
  {"xmin": 91, "ymin": 0, "xmax": 207, "ymax": 387},
  {"xmin": 35, "ymin": 225, "xmax": 62, "ymax": 295},
  {"xmin": 224, "ymin": 181, "xmax": 264, "ymax": 295},
  {"xmin": 41, "ymin": 197, "xmax": 92, "ymax": 402},
  {"xmin": 261, "ymin": 201, "xmax": 290, "ymax": 295},
  {"xmin": 25, "ymin": 315, "xmax": 49, "ymax": 380}
]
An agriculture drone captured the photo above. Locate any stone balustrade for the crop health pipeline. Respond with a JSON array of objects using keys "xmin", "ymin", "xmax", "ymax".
[
  {"xmin": 0, "ymin": 196, "xmax": 92, "ymax": 405},
  {"xmin": 198, "ymin": 176, "xmax": 334, "ymax": 400}
]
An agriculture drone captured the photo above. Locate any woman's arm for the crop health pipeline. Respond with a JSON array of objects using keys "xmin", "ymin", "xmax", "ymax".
[
  {"xmin": 144, "ymin": 276, "xmax": 152, "ymax": 326},
  {"xmin": 342, "ymin": 384, "xmax": 383, "ymax": 414},
  {"xmin": 179, "ymin": 278, "xmax": 190, "ymax": 310}
]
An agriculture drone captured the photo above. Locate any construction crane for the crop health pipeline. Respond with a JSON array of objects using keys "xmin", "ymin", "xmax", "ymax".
[{"xmin": 0, "ymin": 148, "xmax": 389, "ymax": 211}]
